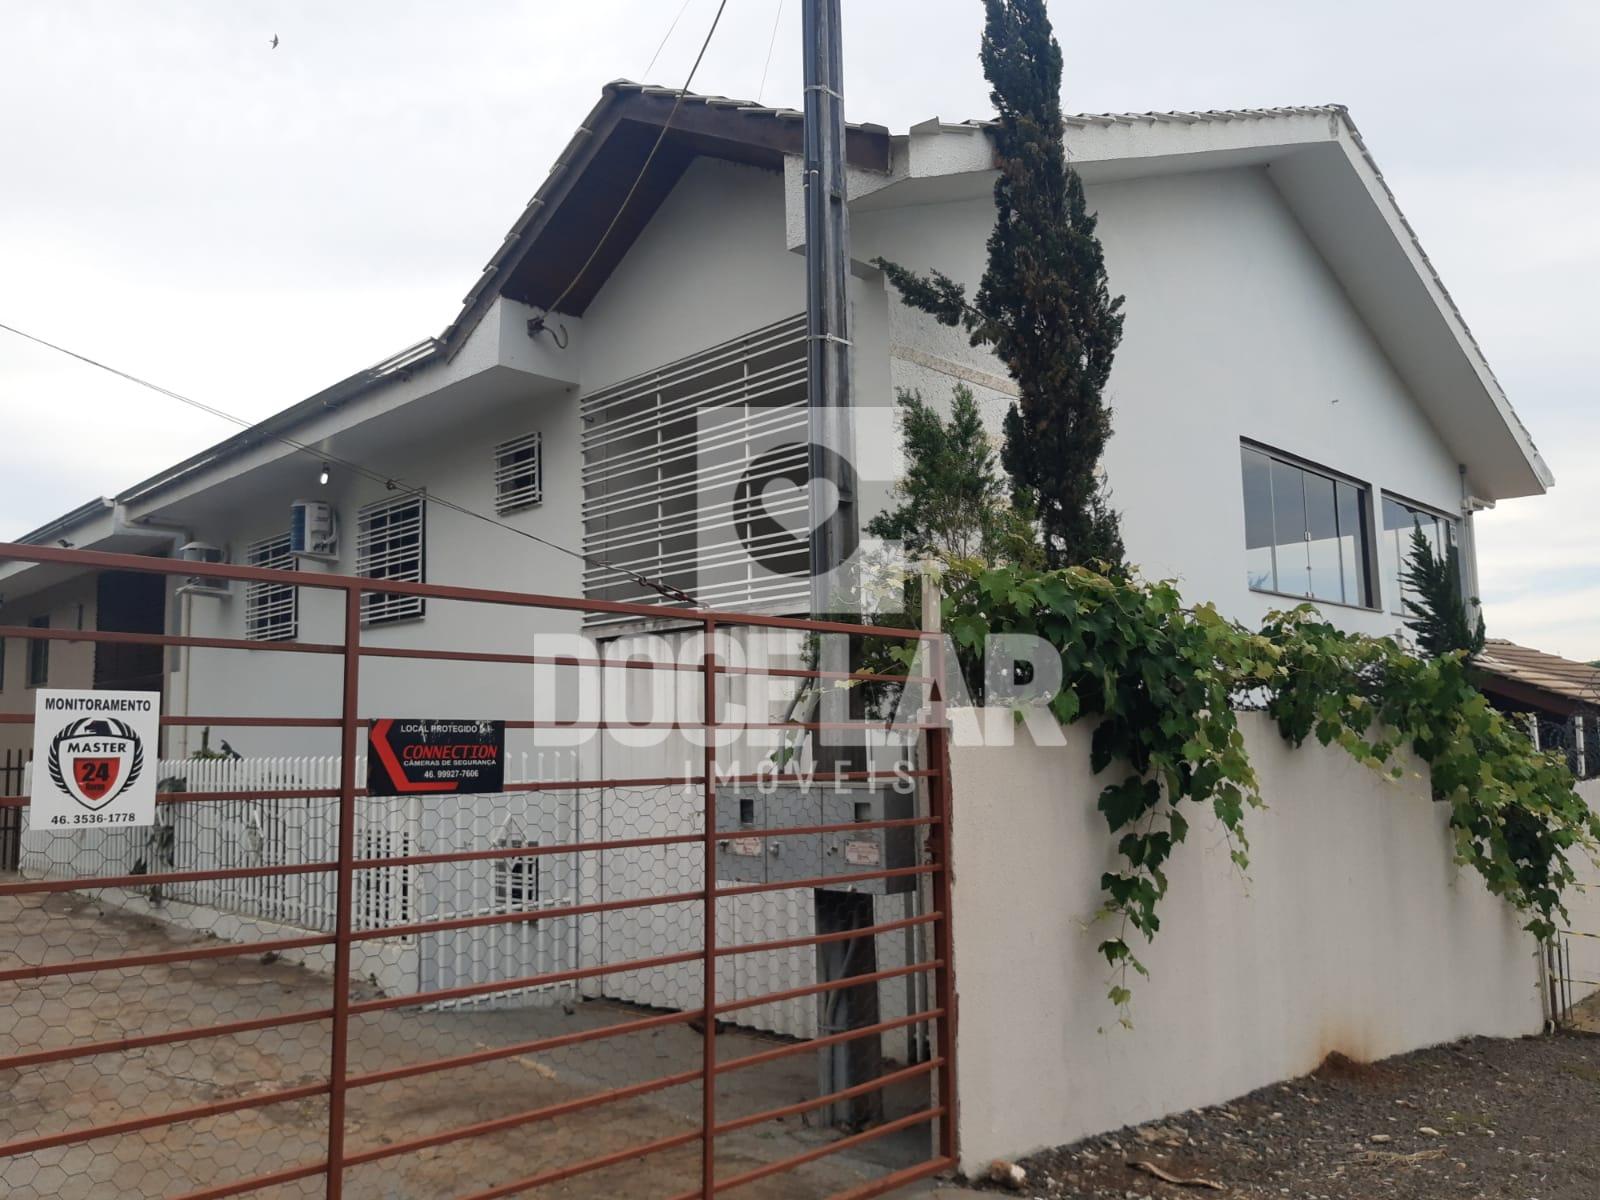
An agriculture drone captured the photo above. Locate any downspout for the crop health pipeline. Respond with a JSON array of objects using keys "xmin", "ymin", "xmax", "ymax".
[
  {"xmin": 112, "ymin": 505, "xmax": 193, "ymax": 757},
  {"xmin": 1458, "ymin": 465, "xmax": 1489, "ymax": 622}
]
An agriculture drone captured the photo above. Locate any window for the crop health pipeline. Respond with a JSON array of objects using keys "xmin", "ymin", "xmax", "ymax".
[
  {"xmin": 244, "ymin": 533, "xmax": 298, "ymax": 641},
  {"xmin": 356, "ymin": 493, "xmax": 425, "ymax": 626},
  {"xmin": 1241, "ymin": 445, "xmax": 1373, "ymax": 607},
  {"xmin": 494, "ymin": 432, "xmax": 543, "ymax": 515},
  {"xmin": 26, "ymin": 616, "xmax": 48, "ymax": 687},
  {"xmin": 493, "ymin": 835, "xmax": 540, "ymax": 912},
  {"xmin": 581, "ymin": 314, "xmax": 809, "ymax": 619},
  {"xmin": 1380, "ymin": 496, "xmax": 1457, "ymax": 615}
]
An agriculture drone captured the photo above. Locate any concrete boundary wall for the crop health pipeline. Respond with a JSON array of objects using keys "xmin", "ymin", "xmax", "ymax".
[
  {"xmin": 948, "ymin": 710, "xmax": 1546, "ymax": 1173},
  {"xmin": 1556, "ymin": 777, "xmax": 1600, "ymax": 1007}
]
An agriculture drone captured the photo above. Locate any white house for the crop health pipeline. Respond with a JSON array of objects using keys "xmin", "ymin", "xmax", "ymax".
[
  {"xmin": 0, "ymin": 76, "xmax": 1555, "ymax": 1056},
  {"xmin": 0, "ymin": 82, "xmax": 1550, "ymax": 753}
]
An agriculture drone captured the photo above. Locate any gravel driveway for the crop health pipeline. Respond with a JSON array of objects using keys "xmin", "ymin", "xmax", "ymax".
[{"xmin": 957, "ymin": 1033, "xmax": 1600, "ymax": 1199}]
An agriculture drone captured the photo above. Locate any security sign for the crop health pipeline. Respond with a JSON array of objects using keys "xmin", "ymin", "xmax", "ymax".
[
  {"xmin": 31, "ymin": 689, "xmax": 161, "ymax": 828},
  {"xmin": 367, "ymin": 718, "xmax": 505, "ymax": 796}
]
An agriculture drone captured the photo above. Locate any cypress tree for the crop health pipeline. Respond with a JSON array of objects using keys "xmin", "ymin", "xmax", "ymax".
[
  {"xmin": 873, "ymin": 0, "xmax": 1126, "ymax": 567},
  {"xmin": 866, "ymin": 384, "xmax": 1038, "ymax": 565},
  {"xmin": 1401, "ymin": 524, "xmax": 1486, "ymax": 657}
]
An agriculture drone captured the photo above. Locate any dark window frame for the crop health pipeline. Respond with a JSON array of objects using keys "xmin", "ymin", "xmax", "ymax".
[
  {"xmin": 1240, "ymin": 441, "xmax": 1378, "ymax": 611},
  {"xmin": 494, "ymin": 431, "xmax": 544, "ymax": 515},
  {"xmin": 26, "ymin": 615, "xmax": 49, "ymax": 688},
  {"xmin": 1379, "ymin": 492, "xmax": 1458, "ymax": 616}
]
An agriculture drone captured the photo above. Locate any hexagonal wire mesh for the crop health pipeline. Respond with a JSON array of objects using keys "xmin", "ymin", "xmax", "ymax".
[{"xmin": 0, "ymin": 543, "xmax": 955, "ymax": 1199}]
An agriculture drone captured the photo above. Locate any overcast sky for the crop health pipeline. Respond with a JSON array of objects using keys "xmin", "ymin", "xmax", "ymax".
[{"xmin": 2, "ymin": 1, "xmax": 1595, "ymax": 658}]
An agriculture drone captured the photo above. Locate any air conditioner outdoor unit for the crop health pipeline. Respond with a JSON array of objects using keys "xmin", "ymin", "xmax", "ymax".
[
  {"xmin": 290, "ymin": 500, "xmax": 339, "ymax": 561},
  {"xmin": 176, "ymin": 541, "xmax": 231, "ymax": 598}
]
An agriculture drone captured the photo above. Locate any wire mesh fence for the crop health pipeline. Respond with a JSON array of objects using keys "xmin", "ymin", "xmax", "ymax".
[{"xmin": 0, "ymin": 542, "xmax": 956, "ymax": 1200}]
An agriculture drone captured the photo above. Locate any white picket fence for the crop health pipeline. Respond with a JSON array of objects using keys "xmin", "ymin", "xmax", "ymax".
[
  {"xmin": 17, "ymin": 751, "xmax": 920, "ymax": 1040},
  {"xmin": 19, "ymin": 752, "xmax": 584, "ymax": 1009}
]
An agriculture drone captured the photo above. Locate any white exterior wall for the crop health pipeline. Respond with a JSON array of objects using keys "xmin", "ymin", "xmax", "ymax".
[
  {"xmin": 58, "ymin": 156, "xmax": 1482, "ymax": 749},
  {"xmin": 577, "ymin": 158, "xmax": 805, "ymax": 391},
  {"xmin": 0, "ymin": 574, "xmax": 99, "ymax": 759},
  {"xmin": 171, "ymin": 376, "xmax": 587, "ymax": 760},
  {"xmin": 947, "ymin": 712, "xmax": 1546, "ymax": 1174},
  {"xmin": 854, "ymin": 165, "xmax": 1465, "ymax": 637},
  {"xmin": 1560, "ymin": 776, "xmax": 1600, "ymax": 1007}
]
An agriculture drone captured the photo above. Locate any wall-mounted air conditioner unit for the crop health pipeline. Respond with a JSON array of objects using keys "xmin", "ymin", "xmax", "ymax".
[
  {"xmin": 290, "ymin": 500, "xmax": 339, "ymax": 561},
  {"xmin": 176, "ymin": 541, "xmax": 231, "ymax": 598}
]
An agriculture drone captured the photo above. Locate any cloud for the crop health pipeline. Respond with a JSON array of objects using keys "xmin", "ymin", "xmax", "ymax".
[{"xmin": 2, "ymin": 0, "xmax": 1595, "ymax": 666}]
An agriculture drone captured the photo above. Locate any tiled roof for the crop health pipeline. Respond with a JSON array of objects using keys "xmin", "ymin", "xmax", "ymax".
[{"xmin": 1475, "ymin": 639, "xmax": 1600, "ymax": 710}]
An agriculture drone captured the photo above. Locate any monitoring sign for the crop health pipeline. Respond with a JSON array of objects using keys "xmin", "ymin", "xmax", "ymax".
[
  {"xmin": 367, "ymin": 719, "xmax": 505, "ymax": 796},
  {"xmin": 30, "ymin": 689, "xmax": 162, "ymax": 829}
]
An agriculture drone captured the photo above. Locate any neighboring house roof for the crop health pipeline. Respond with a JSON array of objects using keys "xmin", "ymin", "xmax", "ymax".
[
  {"xmin": 8, "ymin": 80, "xmax": 1551, "ymax": 550},
  {"xmin": 1474, "ymin": 639, "xmax": 1600, "ymax": 716}
]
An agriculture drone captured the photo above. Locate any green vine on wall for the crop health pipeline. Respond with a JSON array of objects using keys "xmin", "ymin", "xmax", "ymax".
[{"xmin": 909, "ymin": 562, "xmax": 1600, "ymax": 1023}]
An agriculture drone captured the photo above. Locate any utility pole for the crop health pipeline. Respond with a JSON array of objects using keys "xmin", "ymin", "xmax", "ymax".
[
  {"xmin": 802, "ymin": 0, "xmax": 880, "ymax": 1130},
  {"xmin": 803, "ymin": 0, "xmax": 855, "ymax": 615}
]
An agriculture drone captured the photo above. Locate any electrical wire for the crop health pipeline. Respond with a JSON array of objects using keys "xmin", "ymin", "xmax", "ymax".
[
  {"xmin": 641, "ymin": 0, "xmax": 695, "ymax": 81},
  {"xmin": 0, "ymin": 319, "xmax": 702, "ymax": 606},
  {"xmin": 756, "ymin": 0, "xmax": 784, "ymax": 105},
  {"xmin": 538, "ymin": 0, "xmax": 729, "ymax": 322},
  {"xmin": 1, "ymin": 0, "xmax": 736, "ymax": 605}
]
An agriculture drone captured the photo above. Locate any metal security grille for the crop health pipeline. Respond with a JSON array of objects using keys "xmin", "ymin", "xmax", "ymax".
[
  {"xmin": 581, "ymin": 314, "xmax": 810, "ymax": 619},
  {"xmin": 244, "ymin": 532, "xmax": 298, "ymax": 641},
  {"xmin": 494, "ymin": 431, "xmax": 543, "ymax": 514},
  {"xmin": 356, "ymin": 492, "xmax": 425, "ymax": 625},
  {"xmin": 0, "ymin": 541, "xmax": 957, "ymax": 1200}
]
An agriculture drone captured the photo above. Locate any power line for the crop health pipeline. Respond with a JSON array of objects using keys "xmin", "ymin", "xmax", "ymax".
[
  {"xmin": 641, "ymin": 0, "xmax": 695, "ymax": 81},
  {"xmin": 0, "ymin": 319, "xmax": 702, "ymax": 606},
  {"xmin": 2, "ymin": 0, "xmax": 735, "ymax": 606},
  {"xmin": 537, "ymin": 0, "xmax": 729, "ymax": 323},
  {"xmin": 757, "ymin": 0, "xmax": 784, "ymax": 104}
]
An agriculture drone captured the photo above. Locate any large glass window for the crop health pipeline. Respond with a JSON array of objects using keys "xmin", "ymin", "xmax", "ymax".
[
  {"xmin": 1240, "ymin": 446, "xmax": 1373, "ymax": 607},
  {"xmin": 1380, "ymin": 496, "xmax": 1457, "ymax": 615}
]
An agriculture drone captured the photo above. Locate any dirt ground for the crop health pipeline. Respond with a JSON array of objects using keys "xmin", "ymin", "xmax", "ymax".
[
  {"xmin": 941, "ymin": 1032, "xmax": 1600, "ymax": 1199},
  {"xmin": 1, "ymin": 888, "xmax": 937, "ymax": 1200}
]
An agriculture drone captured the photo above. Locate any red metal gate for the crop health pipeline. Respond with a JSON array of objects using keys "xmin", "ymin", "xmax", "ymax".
[{"xmin": 0, "ymin": 542, "xmax": 956, "ymax": 1199}]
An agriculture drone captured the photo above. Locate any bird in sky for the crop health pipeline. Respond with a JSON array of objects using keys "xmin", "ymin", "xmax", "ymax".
[{"xmin": 270, "ymin": 34, "xmax": 279, "ymax": 49}]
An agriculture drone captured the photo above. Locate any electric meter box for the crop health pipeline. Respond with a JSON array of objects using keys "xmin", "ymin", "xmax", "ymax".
[{"xmin": 714, "ymin": 784, "xmax": 917, "ymax": 895}]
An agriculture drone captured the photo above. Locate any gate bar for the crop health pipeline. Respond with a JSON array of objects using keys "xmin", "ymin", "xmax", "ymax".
[
  {"xmin": 349, "ymin": 947, "xmax": 707, "ymax": 1017},
  {"xmin": 342, "ymin": 1067, "xmax": 704, "ymax": 1169},
  {"xmin": 0, "ymin": 930, "xmax": 337, "ymax": 984},
  {"xmin": 344, "ymin": 1007, "xmax": 701, "ymax": 1090},
  {"xmin": 713, "ymin": 1058, "xmax": 942, "ymax": 1137},
  {"xmin": 717, "ymin": 1008, "xmax": 944, "ymax": 1077},
  {"xmin": 0, "ymin": 1005, "xmax": 334, "ymax": 1073},
  {"xmin": 324, "ymin": 586, "xmax": 361, "ymax": 1200},
  {"xmin": 700, "ymin": 616, "xmax": 719, "ymax": 1200},
  {"xmin": 454, "ymin": 1129, "xmax": 705, "ymax": 1200},
  {"xmin": 0, "ymin": 1081, "xmax": 331, "ymax": 1159},
  {"xmin": 665, "ymin": 1106, "xmax": 945, "ymax": 1200}
]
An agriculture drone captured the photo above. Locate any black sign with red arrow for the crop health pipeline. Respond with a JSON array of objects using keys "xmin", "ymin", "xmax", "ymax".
[{"xmin": 367, "ymin": 718, "xmax": 505, "ymax": 796}]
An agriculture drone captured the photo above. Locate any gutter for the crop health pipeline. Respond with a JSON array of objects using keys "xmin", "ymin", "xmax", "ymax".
[
  {"xmin": 18, "ymin": 497, "xmax": 114, "ymax": 546},
  {"xmin": 115, "ymin": 337, "xmax": 442, "ymax": 509}
]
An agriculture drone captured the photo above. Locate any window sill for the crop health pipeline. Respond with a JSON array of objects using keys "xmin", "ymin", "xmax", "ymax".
[
  {"xmin": 1248, "ymin": 586, "xmax": 1383, "ymax": 616},
  {"xmin": 361, "ymin": 615, "xmax": 427, "ymax": 631}
]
